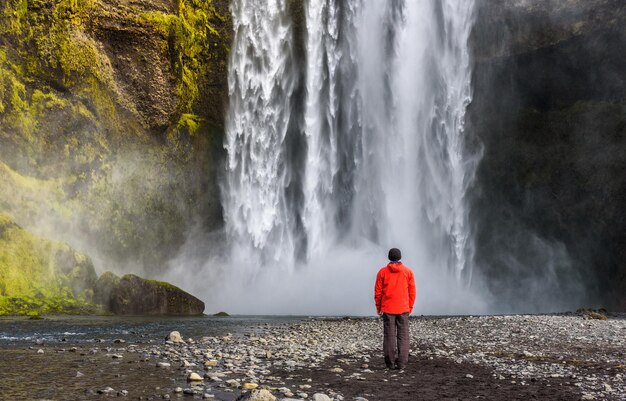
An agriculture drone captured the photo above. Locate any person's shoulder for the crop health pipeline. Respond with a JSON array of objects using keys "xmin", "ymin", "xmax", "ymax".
[
  {"xmin": 376, "ymin": 266, "xmax": 388, "ymax": 275},
  {"xmin": 401, "ymin": 263, "xmax": 414, "ymax": 274}
]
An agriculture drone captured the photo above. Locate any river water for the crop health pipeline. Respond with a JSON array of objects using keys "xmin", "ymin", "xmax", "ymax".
[{"xmin": 0, "ymin": 315, "xmax": 301, "ymax": 347}]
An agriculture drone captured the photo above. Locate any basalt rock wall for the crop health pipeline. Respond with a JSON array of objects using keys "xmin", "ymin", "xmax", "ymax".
[{"xmin": 469, "ymin": 0, "xmax": 626, "ymax": 310}]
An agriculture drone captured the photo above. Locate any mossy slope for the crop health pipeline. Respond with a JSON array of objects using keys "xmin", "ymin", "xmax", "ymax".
[{"xmin": 0, "ymin": 212, "xmax": 101, "ymax": 316}]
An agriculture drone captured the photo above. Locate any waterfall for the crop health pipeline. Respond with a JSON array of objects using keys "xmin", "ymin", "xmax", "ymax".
[
  {"xmin": 223, "ymin": 0, "xmax": 299, "ymax": 266},
  {"xmin": 220, "ymin": 0, "xmax": 484, "ymax": 314}
]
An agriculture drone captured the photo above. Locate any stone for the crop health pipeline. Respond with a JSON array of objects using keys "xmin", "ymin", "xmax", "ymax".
[
  {"xmin": 98, "ymin": 387, "xmax": 115, "ymax": 395},
  {"xmin": 167, "ymin": 331, "xmax": 184, "ymax": 344},
  {"xmin": 187, "ymin": 372, "xmax": 203, "ymax": 382},
  {"xmin": 93, "ymin": 272, "xmax": 121, "ymax": 307},
  {"xmin": 37, "ymin": 349, "xmax": 44, "ymax": 354},
  {"xmin": 465, "ymin": 374, "xmax": 474, "ymax": 379},
  {"xmin": 238, "ymin": 389, "xmax": 277, "ymax": 401},
  {"xmin": 226, "ymin": 379, "xmax": 241, "ymax": 388},
  {"xmin": 157, "ymin": 362, "xmax": 171, "ymax": 368},
  {"xmin": 110, "ymin": 274, "xmax": 204, "ymax": 315},
  {"xmin": 312, "ymin": 394, "xmax": 332, "ymax": 401},
  {"xmin": 243, "ymin": 383, "xmax": 259, "ymax": 390}
]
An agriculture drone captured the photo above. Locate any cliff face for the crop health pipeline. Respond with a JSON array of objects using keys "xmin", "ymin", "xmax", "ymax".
[
  {"xmin": 469, "ymin": 0, "xmax": 626, "ymax": 310},
  {"xmin": 0, "ymin": 0, "xmax": 231, "ymax": 274}
]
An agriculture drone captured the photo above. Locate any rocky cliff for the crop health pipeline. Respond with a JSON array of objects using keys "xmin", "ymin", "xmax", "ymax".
[
  {"xmin": 0, "ymin": 0, "xmax": 231, "ymax": 277},
  {"xmin": 469, "ymin": 0, "xmax": 626, "ymax": 310}
]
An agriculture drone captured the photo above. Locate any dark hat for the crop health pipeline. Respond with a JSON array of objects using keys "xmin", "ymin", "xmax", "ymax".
[{"xmin": 388, "ymin": 248, "xmax": 401, "ymax": 262}]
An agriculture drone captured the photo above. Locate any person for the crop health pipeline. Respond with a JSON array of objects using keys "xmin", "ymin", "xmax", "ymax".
[{"xmin": 374, "ymin": 247, "xmax": 416, "ymax": 370}]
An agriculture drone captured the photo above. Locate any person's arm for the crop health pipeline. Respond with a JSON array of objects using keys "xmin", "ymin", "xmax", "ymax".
[
  {"xmin": 374, "ymin": 271, "xmax": 383, "ymax": 315},
  {"xmin": 408, "ymin": 271, "xmax": 416, "ymax": 314}
]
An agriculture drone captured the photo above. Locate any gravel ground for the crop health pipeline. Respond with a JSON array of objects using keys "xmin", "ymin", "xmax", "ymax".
[{"xmin": 0, "ymin": 313, "xmax": 624, "ymax": 400}]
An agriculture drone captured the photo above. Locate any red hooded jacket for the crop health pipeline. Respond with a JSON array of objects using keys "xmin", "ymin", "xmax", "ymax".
[{"xmin": 374, "ymin": 262, "xmax": 416, "ymax": 314}]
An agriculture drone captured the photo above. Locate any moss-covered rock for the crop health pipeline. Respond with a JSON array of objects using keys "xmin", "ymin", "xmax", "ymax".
[
  {"xmin": 0, "ymin": 212, "xmax": 102, "ymax": 315},
  {"xmin": 109, "ymin": 274, "xmax": 204, "ymax": 315},
  {"xmin": 93, "ymin": 270, "xmax": 120, "ymax": 307}
]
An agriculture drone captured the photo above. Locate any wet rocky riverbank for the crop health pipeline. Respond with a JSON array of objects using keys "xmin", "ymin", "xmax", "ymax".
[{"xmin": 0, "ymin": 314, "xmax": 624, "ymax": 400}]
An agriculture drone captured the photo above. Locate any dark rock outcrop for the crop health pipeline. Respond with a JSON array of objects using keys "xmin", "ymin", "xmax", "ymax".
[
  {"xmin": 93, "ymin": 271, "xmax": 121, "ymax": 308},
  {"xmin": 109, "ymin": 274, "xmax": 204, "ymax": 315}
]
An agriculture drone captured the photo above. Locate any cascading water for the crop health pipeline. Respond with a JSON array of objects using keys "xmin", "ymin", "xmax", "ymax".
[
  {"xmin": 223, "ymin": 0, "xmax": 299, "ymax": 266},
  {"xmin": 217, "ymin": 0, "xmax": 486, "ymax": 314}
]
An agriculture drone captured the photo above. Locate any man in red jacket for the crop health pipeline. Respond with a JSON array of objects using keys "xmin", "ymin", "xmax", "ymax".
[{"xmin": 374, "ymin": 248, "xmax": 416, "ymax": 369}]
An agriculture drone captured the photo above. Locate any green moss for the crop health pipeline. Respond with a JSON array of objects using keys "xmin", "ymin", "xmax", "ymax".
[
  {"xmin": 176, "ymin": 113, "xmax": 203, "ymax": 135},
  {"xmin": 144, "ymin": 277, "xmax": 180, "ymax": 292},
  {"xmin": 141, "ymin": 0, "xmax": 223, "ymax": 117},
  {"xmin": 0, "ymin": 212, "xmax": 100, "ymax": 316}
]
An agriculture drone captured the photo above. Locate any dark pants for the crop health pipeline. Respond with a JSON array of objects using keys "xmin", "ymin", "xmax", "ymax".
[{"xmin": 383, "ymin": 312, "xmax": 410, "ymax": 368}]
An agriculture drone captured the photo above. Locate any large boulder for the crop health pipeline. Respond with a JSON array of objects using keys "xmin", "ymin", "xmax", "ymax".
[
  {"xmin": 93, "ymin": 271, "xmax": 121, "ymax": 308},
  {"xmin": 109, "ymin": 274, "xmax": 204, "ymax": 315}
]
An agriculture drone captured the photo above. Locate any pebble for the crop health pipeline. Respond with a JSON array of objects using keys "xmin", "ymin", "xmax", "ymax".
[
  {"xmin": 166, "ymin": 331, "xmax": 184, "ymax": 344},
  {"xmin": 239, "ymin": 389, "xmax": 277, "ymax": 401},
  {"xmin": 187, "ymin": 372, "xmax": 203, "ymax": 382}
]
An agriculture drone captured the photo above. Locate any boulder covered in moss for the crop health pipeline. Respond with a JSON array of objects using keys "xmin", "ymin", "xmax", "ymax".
[
  {"xmin": 93, "ymin": 271, "xmax": 121, "ymax": 308},
  {"xmin": 109, "ymin": 274, "xmax": 204, "ymax": 316}
]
